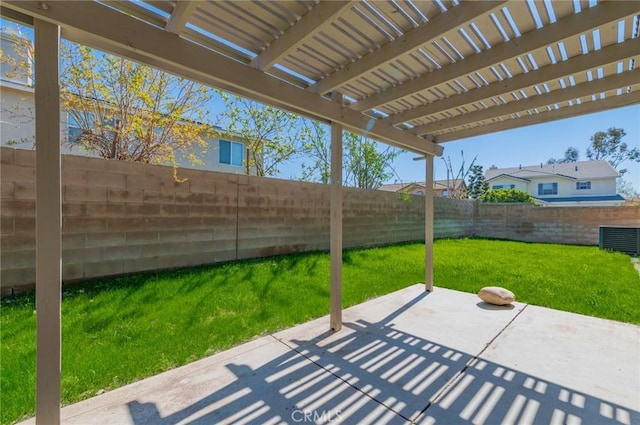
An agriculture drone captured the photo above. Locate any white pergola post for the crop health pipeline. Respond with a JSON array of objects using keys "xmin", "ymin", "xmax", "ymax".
[
  {"xmin": 425, "ymin": 155, "xmax": 434, "ymax": 292},
  {"xmin": 329, "ymin": 92, "xmax": 343, "ymax": 331},
  {"xmin": 34, "ymin": 19, "xmax": 62, "ymax": 425}
]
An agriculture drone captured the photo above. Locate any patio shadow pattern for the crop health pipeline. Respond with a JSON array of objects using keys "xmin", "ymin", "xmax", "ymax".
[{"xmin": 116, "ymin": 288, "xmax": 639, "ymax": 425}]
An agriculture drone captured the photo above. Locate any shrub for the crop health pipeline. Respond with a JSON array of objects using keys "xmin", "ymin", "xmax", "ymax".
[{"xmin": 480, "ymin": 188, "xmax": 535, "ymax": 203}]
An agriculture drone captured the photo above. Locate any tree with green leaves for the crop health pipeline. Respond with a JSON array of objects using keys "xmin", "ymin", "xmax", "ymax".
[
  {"xmin": 216, "ymin": 93, "xmax": 308, "ymax": 177},
  {"xmin": 480, "ymin": 188, "xmax": 535, "ymax": 204},
  {"xmin": 343, "ymin": 132, "xmax": 401, "ymax": 189},
  {"xmin": 297, "ymin": 125, "xmax": 402, "ymax": 189},
  {"xmin": 62, "ymin": 43, "xmax": 213, "ymax": 165},
  {"xmin": 299, "ymin": 120, "xmax": 330, "ymax": 184},
  {"xmin": 2, "ymin": 29, "xmax": 214, "ymax": 167},
  {"xmin": 586, "ymin": 127, "xmax": 639, "ymax": 175},
  {"xmin": 467, "ymin": 165, "xmax": 489, "ymax": 199}
]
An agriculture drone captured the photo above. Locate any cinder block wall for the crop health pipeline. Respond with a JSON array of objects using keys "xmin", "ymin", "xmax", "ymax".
[
  {"xmin": 1, "ymin": 148, "xmax": 475, "ymax": 294},
  {"xmin": 2, "ymin": 147, "xmax": 638, "ymax": 295},
  {"xmin": 475, "ymin": 203, "xmax": 640, "ymax": 244}
]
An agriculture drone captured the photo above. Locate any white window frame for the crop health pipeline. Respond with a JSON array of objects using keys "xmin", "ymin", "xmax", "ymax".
[{"xmin": 576, "ymin": 181, "xmax": 591, "ymax": 190}]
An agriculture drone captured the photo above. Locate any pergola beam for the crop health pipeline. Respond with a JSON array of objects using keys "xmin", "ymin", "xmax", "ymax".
[
  {"xmin": 352, "ymin": 1, "xmax": 639, "ymax": 113},
  {"xmin": 249, "ymin": 1, "xmax": 355, "ymax": 71},
  {"xmin": 434, "ymin": 90, "xmax": 640, "ymax": 143},
  {"xmin": 165, "ymin": 0, "xmax": 197, "ymax": 35},
  {"xmin": 310, "ymin": 0, "xmax": 508, "ymax": 95},
  {"xmin": 415, "ymin": 69, "xmax": 639, "ymax": 135},
  {"xmin": 384, "ymin": 38, "xmax": 640, "ymax": 126},
  {"xmin": 2, "ymin": 1, "xmax": 442, "ymax": 157}
]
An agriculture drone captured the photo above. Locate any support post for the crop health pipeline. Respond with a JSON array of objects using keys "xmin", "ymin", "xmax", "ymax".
[
  {"xmin": 425, "ymin": 155, "xmax": 434, "ymax": 292},
  {"xmin": 329, "ymin": 92, "xmax": 343, "ymax": 331},
  {"xmin": 34, "ymin": 19, "xmax": 61, "ymax": 425}
]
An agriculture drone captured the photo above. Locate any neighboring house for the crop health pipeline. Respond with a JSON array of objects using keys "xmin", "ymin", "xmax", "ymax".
[
  {"xmin": 0, "ymin": 29, "xmax": 255, "ymax": 175},
  {"xmin": 484, "ymin": 160, "xmax": 624, "ymax": 206},
  {"xmin": 379, "ymin": 179, "xmax": 467, "ymax": 198}
]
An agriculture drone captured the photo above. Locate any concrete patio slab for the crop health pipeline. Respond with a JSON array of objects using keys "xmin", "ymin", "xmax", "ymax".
[
  {"xmin": 273, "ymin": 285, "xmax": 526, "ymax": 422},
  {"xmin": 416, "ymin": 303, "xmax": 640, "ymax": 425},
  {"xmin": 18, "ymin": 284, "xmax": 639, "ymax": 425},
  {"xmin": 417, "ymin": 304, "xmax": 640, "ymax": 425}
]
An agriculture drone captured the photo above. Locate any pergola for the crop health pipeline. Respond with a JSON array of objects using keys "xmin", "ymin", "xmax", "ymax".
[{"xmin": 1, "ymin": 1, "xmax": 638, "ymax": 423}]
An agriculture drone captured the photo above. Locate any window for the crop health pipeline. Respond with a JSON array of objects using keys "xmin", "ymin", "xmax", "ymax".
[
  {"xmin": 219, "ymin": 139, "xmax": 245, "ymax": 167},
  {"xmin": 576, "ymin": 181, "xmax": 591, "ymax": 190},
  {"xmin": 538, "ymin": 182, "xmax": 558, "ymax": 195},
  {"xmin": 67, "ymin": 115, "xmax": 83, "ymax": 144},
  {"xmin": 492, "ymin": 184, "xmax": 515, "ymax": 189}
]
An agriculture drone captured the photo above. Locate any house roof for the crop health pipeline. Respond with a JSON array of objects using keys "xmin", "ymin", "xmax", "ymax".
[
  {"xmin": 3, "ymin": 1, "xmax": 639, "ymax": 156},
  {"xmin": 536, "ymin": 194, "xmax": 625, "ymax": 203},
  {"xmin": 379, "ymin": 180, "xmax": 465, "ymax": 192},
  {"xmin": 485, "ymin": 160, "xmax": 620, "ymax": 182}
]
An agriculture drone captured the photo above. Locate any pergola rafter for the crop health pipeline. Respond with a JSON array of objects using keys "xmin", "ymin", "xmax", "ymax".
[
  {"xmin": 309, "ymin": 0, "xmax": 509, "ymax": 95},
  {"xmin": 436, "ymin": 88, "xmax": 640, "ymax": 142},
  {"xmin": 4, "ymin": 0, "xmax": 634, "ymax": 149},
  {"xmin": 414, "ymin": 69, "xmax": 639, "ymax": 136},
  {"xmin": 165, "ymin": 0, "xmax": 197, "ymax": 35},
  {"xmin": 249, "ymin": 1, "xmax": 357, "ymax": 71},
  {"xmin": 350, "ymin": 1, "xmax": 639, "ymax": 114},
  {"xmin": 382, "ymin": 38, "xmax": 640, "ymax": 128}
]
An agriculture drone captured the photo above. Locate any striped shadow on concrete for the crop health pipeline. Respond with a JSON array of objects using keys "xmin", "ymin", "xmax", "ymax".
[{"xmin": 18, "ymin": 285, "xmax": 640, "ymax": 424}]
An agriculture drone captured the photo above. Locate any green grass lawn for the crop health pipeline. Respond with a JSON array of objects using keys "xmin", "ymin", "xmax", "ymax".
[{"xmin": 1, "ymin": 238, "xmax": 638, "ymax": 424}]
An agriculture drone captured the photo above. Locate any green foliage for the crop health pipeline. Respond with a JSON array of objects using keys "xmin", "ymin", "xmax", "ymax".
[
  {"xmin": 298, "ymin": 125, "xmax": 402, "ymax": 189},
  {"xmin": 343, "ymin": 132, "xmax": 401, "ymax": 189},
  {"xmin": 2, "ymin": 28, "xmax": 213, "ymax": 166},
  {"xmin": 480, "ymin": 188, "xmax": 535, "ymax": 203},
  {"xmin": 433, "ymin": 239, "xmax": 640, "ymax": 324},
  {"xmin": 61, "ymin": 43, "xmax": 213, "ymax": 165},
  {"xmin": 299, "ymin": 120, "xmax": 330, "ymax": 184},
  {"xmin": 0, "ymin": 30, "xmax": 33, "ymax": 84},
  {"xmin": 216, "ymin": 93, "xmax": 306, "ymax": 177},
  {"xmin": 467, "ymin": 164, "xmax": 488, "ymax": 199},
  {"xmin": 586, "ymin": 127, "xmax": 639, "ymax": 175},
  {"xmin": 2, "ymin": 240, "xmax": 639, "ymax": 423}
]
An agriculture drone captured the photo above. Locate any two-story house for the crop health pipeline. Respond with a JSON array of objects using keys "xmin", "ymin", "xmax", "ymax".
[{"xmin": 484, "ymin": 160, "xmax": 624, "ymax": 206}]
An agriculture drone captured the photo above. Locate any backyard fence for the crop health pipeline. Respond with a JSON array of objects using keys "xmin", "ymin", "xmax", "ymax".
[{"xmin": 1, "ymin": 146, "xmax": 638, "ymax": 295}]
